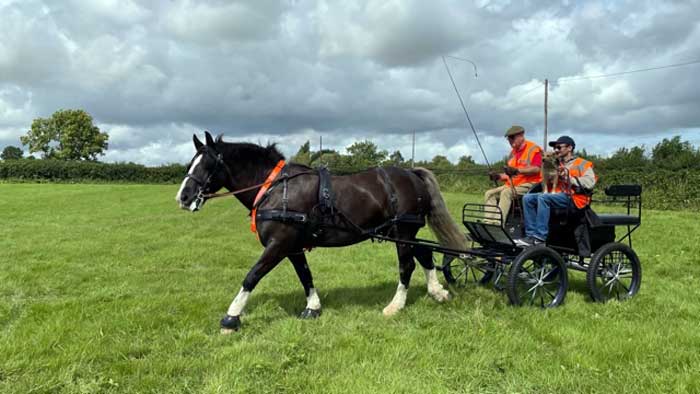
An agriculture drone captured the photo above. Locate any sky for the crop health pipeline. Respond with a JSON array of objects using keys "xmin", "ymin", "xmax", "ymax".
[{"xmin": 1, "ymin": 0, "xmax": 700, "ymax": 166}]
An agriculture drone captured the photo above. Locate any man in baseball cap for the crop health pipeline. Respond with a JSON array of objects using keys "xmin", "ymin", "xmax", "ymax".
[
  {"xmin": 484, "ymin": 125, "xmax": 543, "ymax": 225},
  {"xmin": 517, "ymin": 135, "xmax": 597, "ymax": 246}
]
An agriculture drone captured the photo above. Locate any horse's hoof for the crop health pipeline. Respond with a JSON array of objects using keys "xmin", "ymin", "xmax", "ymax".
[
  {"xmin": 431, "ymin": 289, "xmax": 451, "ymax": 302},
  {"xmin": 382, "ymin": 305, "xmax": 400, "ymax": 317},
  {"xmin": 220, "ymin": 315, "xmax": 241, "ymax": 332},
  {"xmin": 299, "ymin": 308, "xmax": 321, "ymax": 319}
]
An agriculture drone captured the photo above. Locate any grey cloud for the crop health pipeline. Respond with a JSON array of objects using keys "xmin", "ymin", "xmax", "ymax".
[{"xmin": 0, "ymin": 0, "xmax": 698, "ymax": 165}]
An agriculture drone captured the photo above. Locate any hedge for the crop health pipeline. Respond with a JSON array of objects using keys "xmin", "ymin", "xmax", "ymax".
[
  {"xmin": 0, "ymin": 159, "xmax": 185, "ymax": 184},
  {"xmin": 1, "ymin": 160, "xmax": 698, "ymax": 210}
]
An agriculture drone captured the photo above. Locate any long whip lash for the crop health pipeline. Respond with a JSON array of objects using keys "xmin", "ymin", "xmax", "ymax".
[{"xmin": 442, "ymin": 56, "xmax": 492, "ymax": 170}]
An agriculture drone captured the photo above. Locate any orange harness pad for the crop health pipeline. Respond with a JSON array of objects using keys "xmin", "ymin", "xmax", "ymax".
[{"xmin": 250, "ymin": 160, "xmax": 286, "ymax": 234}]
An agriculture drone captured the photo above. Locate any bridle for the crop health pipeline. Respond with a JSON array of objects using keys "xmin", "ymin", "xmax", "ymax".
[{"xmin": 185, "ymin": 147, "xmax": 237, "ymax": 208}]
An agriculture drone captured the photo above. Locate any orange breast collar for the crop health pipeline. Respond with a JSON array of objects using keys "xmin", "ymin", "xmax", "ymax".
[{"xmin": 250, "ymin": 160, "xmax": 286, "ymax": 234}]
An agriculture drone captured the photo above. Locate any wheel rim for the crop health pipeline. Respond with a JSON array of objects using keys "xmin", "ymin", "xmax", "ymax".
[
  {"xmin": 443, "ymin": 255, "xmax": 492, "ymax": 287},
  {"xmin": 594, "ymin": 249, "xmax": 636, "ymax": 301},
  {"xmin": 512, "ymin": 255, "xmax": 565, "ymax": 307}
]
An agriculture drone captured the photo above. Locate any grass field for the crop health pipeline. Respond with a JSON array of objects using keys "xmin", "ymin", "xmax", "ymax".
[{"xmin": 2, "ymin": 184, "xmax": 700, "ymax": 393}]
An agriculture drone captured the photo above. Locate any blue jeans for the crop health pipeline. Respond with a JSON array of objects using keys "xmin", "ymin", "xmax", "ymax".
[{"xmin": 522, "ymin": 193, "xmax": 572, "ymax": 240}]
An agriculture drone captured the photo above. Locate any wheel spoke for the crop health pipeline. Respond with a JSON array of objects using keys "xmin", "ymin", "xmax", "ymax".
[
  {"xmin": 618, "ymin": 281, "xmax": 631, "ymax": 294},
  {"xmin": 469, "ymin": 267, "xmax": 479, "ymax": 283},
  {"xmin": 454, "ymin": 267, "xmax": 466, "ymax": 281},
  {"xmin": 543, "ymin": 288, "xmax": 556, "ymax": 300},
  {"xmin": 529, "ymin": 286, "xmax": 538, "ymax": 305}
]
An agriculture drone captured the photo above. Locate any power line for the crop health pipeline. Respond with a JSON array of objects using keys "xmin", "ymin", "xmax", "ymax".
[
  {"xmin": 556, "ymin": 59, "xmax": 700, "ymax": 83},
  {"xmin": 511, "ymin": 82, "xmax": 543, "ymax": 102}
]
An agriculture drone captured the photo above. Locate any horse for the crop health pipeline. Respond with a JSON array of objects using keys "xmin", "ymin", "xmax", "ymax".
[{"xmin": 176, "ymin": 131, "xmax": 469, "ymax": 333}]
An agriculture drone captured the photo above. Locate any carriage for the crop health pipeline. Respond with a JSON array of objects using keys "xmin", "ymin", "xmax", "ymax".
[
  {"xmin": 178, "ymin": 134, "xmax": 645, "ymax": 332},
  {"xmin": 438, "ymin": 184, "xmax": 643, "ymax": 307}
]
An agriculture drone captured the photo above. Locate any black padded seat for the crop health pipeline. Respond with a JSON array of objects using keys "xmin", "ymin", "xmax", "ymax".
[{"xmin": 597, "ymin": 214, "xmax": 640, "ymax": 226}]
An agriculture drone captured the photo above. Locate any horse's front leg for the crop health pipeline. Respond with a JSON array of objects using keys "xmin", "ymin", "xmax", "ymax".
[
  {"xmin": 288, "ymin": 252, "xmax": 321, "ymax": 319},
  {"xmin": 220, "ymin": 241, "xmax": 287, "ymax": 334}
]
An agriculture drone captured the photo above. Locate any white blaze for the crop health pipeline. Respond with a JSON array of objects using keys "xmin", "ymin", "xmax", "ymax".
[{"xmin": 176, "ymin": 153, "xmax": 202, "ymax": 204}]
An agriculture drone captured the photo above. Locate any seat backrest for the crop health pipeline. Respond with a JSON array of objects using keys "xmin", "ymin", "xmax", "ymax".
[{"xmin": 605, "ymin": 184, "xmax": 642, "ymax": 197}]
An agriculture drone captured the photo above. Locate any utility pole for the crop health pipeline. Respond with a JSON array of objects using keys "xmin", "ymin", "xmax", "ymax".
[
  {"xmin": 319, "ymin": 135, "xmax": 323, "ymax": 152},
  {"xmin": 411, "ymin": 130, "xmax": 416, "ymax": 168},
  {"xmin": 544, "ymin": 78, "xmax": 548, "ymax": 151}
]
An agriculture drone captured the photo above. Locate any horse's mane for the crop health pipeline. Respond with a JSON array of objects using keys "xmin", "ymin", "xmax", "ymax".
[{"xmin": 218, "ymin": 141, "xmax": 285, "ymax": 164}]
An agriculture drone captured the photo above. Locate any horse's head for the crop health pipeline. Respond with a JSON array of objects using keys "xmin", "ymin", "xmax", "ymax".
[{"xmin": 176, "ymin": 131, "xmax": 229, "ymax": 212}]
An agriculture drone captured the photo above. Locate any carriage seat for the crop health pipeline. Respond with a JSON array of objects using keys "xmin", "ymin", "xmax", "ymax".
[
  {"xmin": 596, "ymin": 214, "xmax": 640, "ymax": 226},
  {"xmin": 595, "ymin": 184, "xmax": 642, "ymax": 226}
]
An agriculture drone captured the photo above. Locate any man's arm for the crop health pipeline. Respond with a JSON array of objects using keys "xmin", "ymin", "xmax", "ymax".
[
  {"xmin": 516, "ymin": 151, "xmax": 542, "ymax": 175},
  {"xmin": 574, "ymin": 166, "xmax": 596, "ymax": 190}
]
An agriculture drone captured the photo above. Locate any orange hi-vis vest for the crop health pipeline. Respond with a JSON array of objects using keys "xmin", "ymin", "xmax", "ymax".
[
  {"xmin": 555, "ymin": 157, "xmax": 596, "ymax": 209},
  {"xmin": 505, "ymin": 140, "xmax": 542, "ymax": 186}
]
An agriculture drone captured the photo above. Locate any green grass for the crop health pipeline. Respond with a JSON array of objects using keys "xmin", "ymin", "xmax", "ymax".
[{"xmin": 2, "ymin": 184, "xmax": 700, "ymax": 393}]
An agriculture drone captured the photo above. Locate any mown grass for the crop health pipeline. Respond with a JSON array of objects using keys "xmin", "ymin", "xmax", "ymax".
[{"xmin": 2, "ymin": 184, "xmax": 700, "ymax": 393}]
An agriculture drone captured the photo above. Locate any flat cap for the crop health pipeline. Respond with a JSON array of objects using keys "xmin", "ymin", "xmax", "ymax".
[{"xmin": 505, "ymin": 125, "xmax": 525, "ymax": 137}]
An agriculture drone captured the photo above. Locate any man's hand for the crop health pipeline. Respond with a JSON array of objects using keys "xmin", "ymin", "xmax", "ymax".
[
  {"xmin": 504, "ymin": 166, "xmax": 519, "ymax": 176},
  {"xmin": 557, "ymin": 167, "xmax": 568, "ymax": 178},
  {"xmin": 488, "ymin": 171, "xmax": 501, "ymax": 181}
]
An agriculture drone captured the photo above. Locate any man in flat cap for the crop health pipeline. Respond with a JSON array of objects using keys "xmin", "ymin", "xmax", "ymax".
[
  {"xmin": 484, "ymin": 125, "xmax": 543, "ymax": 225},
  {"xmin": 516, "ymin": 135, "xmax": 597, "ymax": 246}
]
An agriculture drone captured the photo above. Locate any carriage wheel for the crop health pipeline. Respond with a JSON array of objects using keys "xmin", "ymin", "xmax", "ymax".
[
  {"xmin": 586, "ymin": 242, "xmax": 641, "ymax": 302},
  {"xmin": 442, "ymin": 254, "xmax": 493, "ymax": 288},
  {"xmin": 506, "ymin": 245, "xmax": 568, "ymax": 308}
]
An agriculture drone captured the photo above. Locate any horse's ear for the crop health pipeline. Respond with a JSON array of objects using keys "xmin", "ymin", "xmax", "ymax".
[
  {"xmin": 204, "ymin": 131, "xmax": 215, "ymax": 146},
  {"xmin": 193, "ymin": 134, "xmax": 203, "ymax": 150},
  {"xmin": 215, "ymin": 133, "xmax": 223, "ymax": 144}
]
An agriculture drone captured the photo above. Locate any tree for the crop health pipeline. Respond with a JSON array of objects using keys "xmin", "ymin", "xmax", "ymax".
[
  {"xmin": 384, "ymin": 150, "xmax": 405, "ymax": 166},
  {"xmin": 604, "ymin": 146, "xmax": 648, "ymax": 169},
  {"xmin": 456, "ymin": 155, "xmax": 476, "ymax": 169},
  {"xmin": 21, "ymin": 109, "xmax": 109, "ymax": 160},
  {"xmin": 346, "ymin": 140, "xmax": 387, "ymax": 168},
  {"xmin": 1, "ymin": 146, "xmax": 23, "ymax": 160},
  {"xmin": 429, "ymin": 155, "xmax": 453, "ymax": 170},
  {"xmin": 651, "ymin": 136, "xmax": 697, "ymax": 169},
  {"xmin": 291, "ymin": 140, "xmax": 312, "ymax": 165}
]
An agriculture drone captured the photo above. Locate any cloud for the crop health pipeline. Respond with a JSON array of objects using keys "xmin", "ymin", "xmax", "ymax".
[{"xmin": 0, "ymin": 0, "xmax": 698, "ymax": 165}]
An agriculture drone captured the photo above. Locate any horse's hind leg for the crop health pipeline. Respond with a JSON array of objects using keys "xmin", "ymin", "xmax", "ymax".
[
  {"xmin": 414, "ymin": 245, "xmax": 450, "ymax": 302},
  {"xmin": 288, "ymin": 252, "xmax": 321, "ymax": 319},
  {"xmin": 220, "ymin": 240, "xmax": 288, "ymax": 334},
  {"xmin": 383, "ymin": 241, "xmax": 416, "ymax": 316}
]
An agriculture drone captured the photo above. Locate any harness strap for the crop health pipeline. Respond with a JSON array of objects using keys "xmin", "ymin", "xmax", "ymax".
[
  {"xmin": 251, "ymin": 160, "xmax": 286, "ymax": 233},
  {"xmin": 317, "ymin": 166, "xmax": 334, "ymax": 214}
]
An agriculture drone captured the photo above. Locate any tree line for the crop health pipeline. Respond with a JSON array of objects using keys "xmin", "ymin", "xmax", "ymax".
[{"xmin": 289, "ymin": 135, "xmax": 700, "ymax": 174}]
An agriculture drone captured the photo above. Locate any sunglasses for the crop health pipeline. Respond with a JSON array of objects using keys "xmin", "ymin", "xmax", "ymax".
[{"xmin": 553, "ymin": 145, "xmax": 569, "ymax": 151}]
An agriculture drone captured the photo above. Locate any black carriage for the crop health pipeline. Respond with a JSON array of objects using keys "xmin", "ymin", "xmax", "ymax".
[{"xmin": 440, "ymin": 184, "xmax": 643, "ymax": 307}]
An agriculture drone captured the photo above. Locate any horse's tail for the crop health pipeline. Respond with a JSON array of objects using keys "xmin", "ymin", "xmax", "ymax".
[{"xmin": 411, "ymin": 167, "xmax": 469, "ymax": 250}]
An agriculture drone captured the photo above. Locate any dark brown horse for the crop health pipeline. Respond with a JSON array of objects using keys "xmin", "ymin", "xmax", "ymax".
[{"xmin": 176, "ymin": 132, "xmax": 468, "ymax": 333}]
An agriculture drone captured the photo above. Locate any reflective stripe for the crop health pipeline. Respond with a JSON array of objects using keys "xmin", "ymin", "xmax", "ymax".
[{"xmin": 524, "ymin": 143, "xmax": 537, "ymax": 166}]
